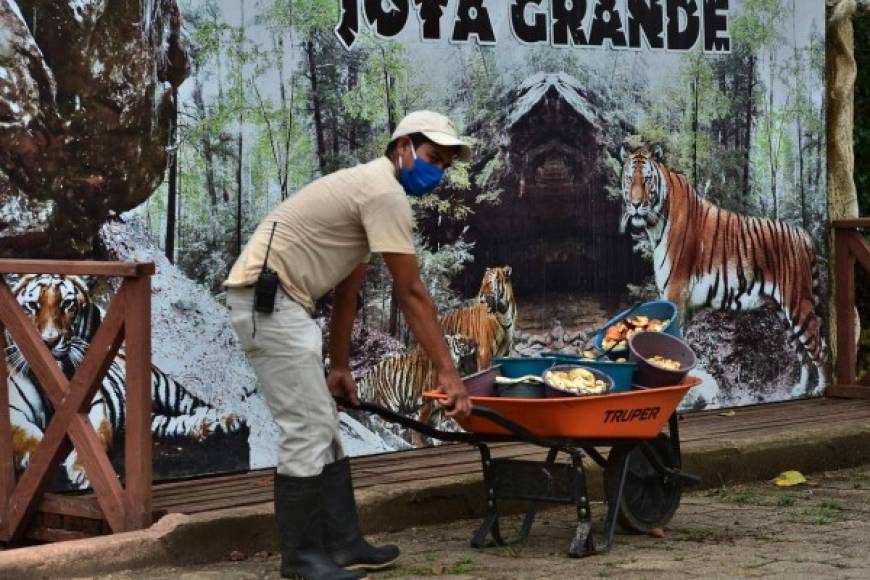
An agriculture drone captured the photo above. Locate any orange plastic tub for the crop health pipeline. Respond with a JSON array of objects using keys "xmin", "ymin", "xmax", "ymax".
[{"xmin": 423, "ymin": 367, "xmax": 700, "ymax": 440}]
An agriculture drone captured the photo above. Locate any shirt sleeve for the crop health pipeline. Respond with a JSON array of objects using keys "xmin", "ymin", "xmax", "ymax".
[{"xmin": 361, "ymin": 192, "xmax": 416, "ymax": 254}]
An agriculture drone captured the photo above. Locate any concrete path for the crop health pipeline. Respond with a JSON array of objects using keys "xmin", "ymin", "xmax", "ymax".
[{"xmin": 91, "ymin": 463, "xmax": 870, "ymax": 579}]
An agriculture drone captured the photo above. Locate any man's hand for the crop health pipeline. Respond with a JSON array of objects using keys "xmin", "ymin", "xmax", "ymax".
[
  {"xmin": 382, "ymin": 253, "xmax": 474, "ymax": 419},
  {"xmin": 326, "ymin": 368, "xmax": 359, "ymax": 408},
  {"xmin": 437, "ymin": 368, "xmax": 472, "ymax": 418}
]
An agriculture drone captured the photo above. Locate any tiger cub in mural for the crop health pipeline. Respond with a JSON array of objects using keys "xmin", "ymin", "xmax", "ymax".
[
  {"xmin": 618, "ymin": 146, "xmax": 826, "ymax": 393},
  {"xmin": 438, "ymin": 266, "xmax": 518, "ymax": 369},
  {"xmin": 439, "ymin": 304, "xmax": 494, "ymax": 370},
  {"xmin": 356, "ymin": 334, "xmax": 478, "ymax": 447},
  {"xmin": 5, "ymin": 274, "xmax": 243, "ymax": 488}
]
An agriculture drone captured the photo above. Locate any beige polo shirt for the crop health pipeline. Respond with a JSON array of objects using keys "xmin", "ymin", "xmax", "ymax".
[{"xmin": 224, "ymin": 157, "xmax": 415, "ymax": 314}]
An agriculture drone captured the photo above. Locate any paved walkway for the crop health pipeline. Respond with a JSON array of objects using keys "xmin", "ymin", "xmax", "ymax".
[{"xmin": 93, "ymin": 463, "xmax": 870, "ymax": 579}]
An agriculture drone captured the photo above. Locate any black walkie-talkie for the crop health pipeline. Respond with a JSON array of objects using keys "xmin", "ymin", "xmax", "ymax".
[{"xmin": 254, "ymin": 222, "xmax": 279, "ymax": 314}]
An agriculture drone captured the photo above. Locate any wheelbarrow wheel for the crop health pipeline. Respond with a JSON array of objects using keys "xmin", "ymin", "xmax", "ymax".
[{"xmin": 603, "ymin": 434, "xmax": 682, "ymax": 533}]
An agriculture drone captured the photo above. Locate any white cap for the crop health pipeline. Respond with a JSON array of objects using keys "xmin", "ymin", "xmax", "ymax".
[{"xmin": 390, "ymin": 110, "xmax": 472, "ymax": 162}]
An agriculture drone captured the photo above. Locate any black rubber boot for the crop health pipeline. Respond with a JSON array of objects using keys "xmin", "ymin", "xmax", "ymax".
[
  {"xmin": 322, "ymin": 458, "xmax": 400, "ymax": 571},
  {"xmin": 274, "ymin": 472, "xmax": 367, "ymax": 580}
]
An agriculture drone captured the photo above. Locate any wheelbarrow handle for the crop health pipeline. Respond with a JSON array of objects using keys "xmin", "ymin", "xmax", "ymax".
[
  {"xmin": 340, "ymin": 398, "xmax": 479, "ymax": 443},
  {"xmin": 337, "ymin": 398, "xmax": 570, "ymax": 451}
]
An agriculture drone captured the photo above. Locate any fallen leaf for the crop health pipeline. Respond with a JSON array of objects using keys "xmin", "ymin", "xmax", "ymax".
[
  {"xmin": 719, "ymin": 410, "xmax": 737, "ymax": 417},
  {"xmin": 649, "ymin": 527, "xmax": 666, "ymax": 538},
  {"xmin": 431, "ymin": 563, "xmax": 445, "ymax": 575},
  {"xmin": 772, "ymin": 470, "xmax": 807, "ymax": 487}
]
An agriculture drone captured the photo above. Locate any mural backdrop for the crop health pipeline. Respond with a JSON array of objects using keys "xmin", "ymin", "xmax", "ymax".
[{"xmin": 1, "ymin": 0, "xmax": 827, "ymax": 490}]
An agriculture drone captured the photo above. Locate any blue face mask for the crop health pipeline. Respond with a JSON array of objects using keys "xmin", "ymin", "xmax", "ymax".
[{"xmin": 398, "ymin": 145, "xmax": 444, "ymax": 196}]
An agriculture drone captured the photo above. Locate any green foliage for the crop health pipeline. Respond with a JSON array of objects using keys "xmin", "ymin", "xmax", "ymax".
[
  {"xmin": 142, "ymin": 0, "xmax": 831, "ymax": 344},
  {"xmin": 731, "ymin": 0, "xmax": 784, "ymax": 50},
  {"xmin": 414, "ymin": 233, "xmax": 476, "ymax": 313}
]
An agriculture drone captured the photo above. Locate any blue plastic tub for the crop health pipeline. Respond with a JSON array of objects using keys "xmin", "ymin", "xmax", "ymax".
[
  {"xmin": 491, "ymin": 357, "xmax": 557, "ymax": 379},
  {"xmin": 540, "ymin": 352, "xmax": 636, "ymax": 393},
  {"xmin": 490, "ymin": 357, "xmax": 555, "ymax": 399},
  {"xmin": 592, "ymin": 300, "xmax": 681, "ymax": 359}
]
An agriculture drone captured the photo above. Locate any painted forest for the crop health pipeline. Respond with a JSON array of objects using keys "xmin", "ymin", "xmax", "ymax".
[{"xmin": 130, "ymin": 0, "xmax": 828, "ymax": 410}]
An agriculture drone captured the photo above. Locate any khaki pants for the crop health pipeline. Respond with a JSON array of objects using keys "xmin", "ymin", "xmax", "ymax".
[{"xmin": 227, "ymin": 287, "xmax": 344, "ymax": 477}]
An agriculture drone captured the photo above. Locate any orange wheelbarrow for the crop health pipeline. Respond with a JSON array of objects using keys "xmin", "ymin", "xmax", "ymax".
[{"xmin": 342, "ymin": 368, "xmax": 702, "ymax": 558}]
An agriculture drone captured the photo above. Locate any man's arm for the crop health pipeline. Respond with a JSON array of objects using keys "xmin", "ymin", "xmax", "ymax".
[
  {"xmin": 326, "ymin": 263, "xmax": 368, "ymax": 405},
  {"xmin": 382, "ymin": 253, "xmax": 471, "ymax": 417}
]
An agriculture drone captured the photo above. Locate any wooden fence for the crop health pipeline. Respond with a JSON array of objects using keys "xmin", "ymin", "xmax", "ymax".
[
  {"xmin": 828, "ymin": 218, "xmax": 870, "ymax": 398},
  {"xmin": 0, "ymin": 260, "xmax": 154, "ymax": 542}
]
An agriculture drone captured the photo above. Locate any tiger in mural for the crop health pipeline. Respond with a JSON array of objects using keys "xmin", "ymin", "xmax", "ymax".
[
  {"xmin": 618, "ymin": 145, "xmax": 826, "ymax": 393},
  {"xmin": 437, "ymin": 266, "xmax": 517, "ymax": 369},
  {"xmin": 356, "ymin": 334, "xmax": 478, "ymax": 447},
  {"xmin": 477, "ymin": 266, "xmax": 517, "ymax": 358},
  {"xmin": 5, "ymin": 274, "xmax": 243, "ymax": 488}
]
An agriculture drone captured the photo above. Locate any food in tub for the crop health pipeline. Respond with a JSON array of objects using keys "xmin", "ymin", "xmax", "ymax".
[
  {"xmin": 602, "ymin": 316, "xmax": 668, "ymax": 350},
  {"xmin": 544, "ymin": 367, "xmax": 608, "ymax": 395},
  {"xmin": 494, "ymin": 375, "xmax": 542, "ymax": 385},
  {"xmin": 648, "ymin": 355, "xmax": 682, "ymax": 370}
]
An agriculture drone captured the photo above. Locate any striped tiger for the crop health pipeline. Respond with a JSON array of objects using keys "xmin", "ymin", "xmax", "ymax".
[
  {"xmin": 5, "ymin": 274, "xmax": 243, "ymax": 488},
  {"xmin": 439, "ymin": 303, "xmax": 495, "ymax": 370},
  {"xmin": 356, "ymin": 334, "xmax": 478, "ymax": 447},
  {"xmin": 618, "ymin": 146, "xmax": 826, "ymax": 393},
  {"xmin": 477, "ymin": 267, "xmax": 517, "ymax": 358}
]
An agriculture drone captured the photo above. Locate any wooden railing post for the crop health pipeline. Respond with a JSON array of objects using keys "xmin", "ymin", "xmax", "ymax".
[
  {"xmin": 835, "ymin": 227, "xmax": 857, "ymax": 386},
  {"xmin": 829, "ymin": 218, "xmax": 870, "ymax": 399},
  {"xmin": 124, "ymin": 275, "xmax": 153, "ymax": 530}
]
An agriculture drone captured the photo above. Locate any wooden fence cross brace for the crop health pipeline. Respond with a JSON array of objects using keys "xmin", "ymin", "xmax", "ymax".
[{"xmin": 0, "ymin": 269, "xmax": 153, "ymax": 541}]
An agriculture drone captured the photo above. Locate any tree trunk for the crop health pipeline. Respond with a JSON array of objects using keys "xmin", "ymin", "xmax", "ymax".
[
  {"xmin": 388, "ymin": 286, "xmax": 400, "ymax": 337},
  {"xmin": 277, "ymin": 35, "xmax": 291, "ymax": 200},
  {"xmin": 348, "ymin": 60, "xmax": 359, "ymax": 153},
  {"xmin": 193, "ymin": 77, "xmax": 218, "ymax": 206},
  {"xmin": 215, "ymin": 12, "xmax": 230, "ymax": 205},
  {"xmin": 742, "ymin": 54, "xmax": 755, "ymax": 198},
  {"xmin": 815, "ymin": 97, "xmax": 823, "ymax": 195},
  {"xmin": 382, "ymin": 48, "xmax": 400, "ymax": 337},
  {"xmin": 236, "ymin": 132, "xmax": 243, "ymax": 256},
  {"xmin": 307, "ymin": 38, "xmax": 327, "ymax": 174},
  {"xmin": 236, "ymin": 0, "xmax": 245, "ymax": 257},
  {"xmin": 382, "ymin": 48, "xmax": 396, "ymax": 133},
  {"xmin": 792, "ymin": 1, "xmax": 808, "ymax": 228},
  {"xmin": 166, "ymin": 86, "xmax": 178, "ymax": 263},
  {"xmin": 332, "ymin": 113, "xmax": 340, "ymax": 160},
  {"xmin": 767, "ymin": 54, "xmax": 778, "ymax": 219},
  {"xmin": 692, "ymin": 63, "xmax": 700, "ymax": 186}
]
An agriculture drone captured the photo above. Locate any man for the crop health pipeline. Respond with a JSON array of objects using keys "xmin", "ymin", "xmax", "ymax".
[{"xmin": 224, "ymin": 110, "xmax": 473, "ymax": 580}]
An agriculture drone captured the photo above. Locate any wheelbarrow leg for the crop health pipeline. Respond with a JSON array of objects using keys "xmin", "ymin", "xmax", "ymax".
[
  {"xmin": 471, "ymin": 443, "xmax": 505, "ymax": 548},
  {"xmin": 599, "ymin": 445, "xmax": 632, "ymax": 553},
  {"xmin": 471, "ymin": 446, "xmax": 561, "ymax": 548},
  {"xmin": 567, "ymin": 451, "xmax": 595, "ymax": 558},
  {"xmin": 668, "ymin": 412, "xmax": 682, "ymax": 468}
]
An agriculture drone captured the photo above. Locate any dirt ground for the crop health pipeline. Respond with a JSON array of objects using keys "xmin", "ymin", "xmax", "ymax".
[{"xmin": 93, "ymin": 464, "xmax": 870, "ymax": 579}]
